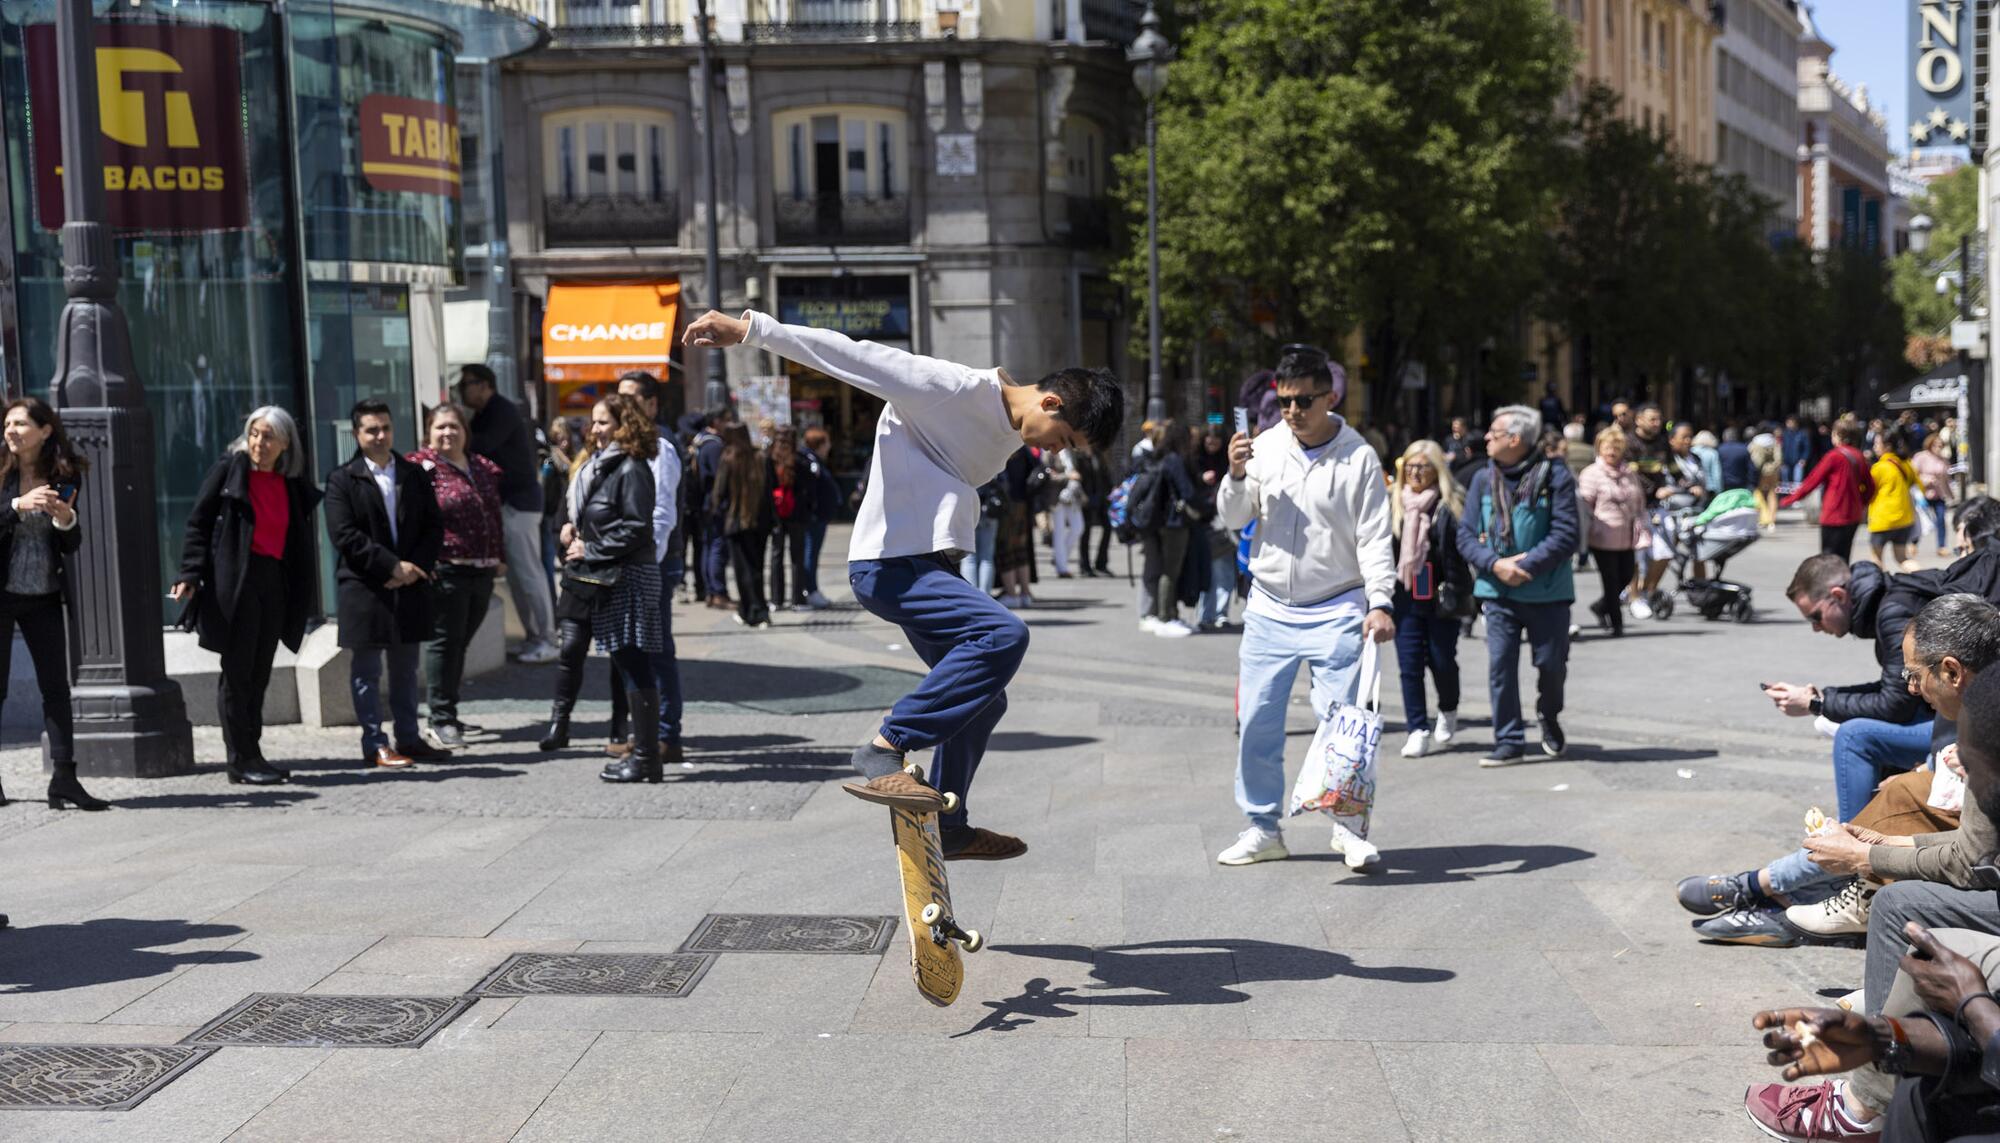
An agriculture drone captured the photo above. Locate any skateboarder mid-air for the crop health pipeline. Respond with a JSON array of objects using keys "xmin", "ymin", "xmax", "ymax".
[{"xmin": 683, "ymin": 310, "xmax": 1126, "ymax": 860}]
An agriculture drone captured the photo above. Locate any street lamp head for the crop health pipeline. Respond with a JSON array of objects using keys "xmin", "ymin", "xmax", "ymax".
[
  {"xmin": 1128, "ymin": 2, "xmax": 1173, "ymax": 101},
  {"xmin": 1910, "ymin": 212, "xmax": 1934, "ymax": 254}
]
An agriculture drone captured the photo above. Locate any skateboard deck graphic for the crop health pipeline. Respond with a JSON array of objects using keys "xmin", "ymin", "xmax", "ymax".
[{"xmin": 891, "ymin": 803, "xmax": 971, "ymax": 1007}]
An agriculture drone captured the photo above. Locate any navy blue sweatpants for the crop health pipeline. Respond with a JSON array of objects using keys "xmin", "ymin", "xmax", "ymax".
[{"xmin": 848, "ymin": 552, "xmax": 1030, "ymax": 831}]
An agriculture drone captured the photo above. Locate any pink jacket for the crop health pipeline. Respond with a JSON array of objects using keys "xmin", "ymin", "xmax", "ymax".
[{"xmin": 1576, "ymin": 458, "xmax": 1649, "ymax": 551}]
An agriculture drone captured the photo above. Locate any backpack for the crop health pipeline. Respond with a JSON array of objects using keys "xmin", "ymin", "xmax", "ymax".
[
  {"xmin": 1119, "ymin": 455, "xmax": 1168, "ymax": 537},
  {"xmin": 1107, "ymin": 472, "xmax": 1142, "ymax": 542}
]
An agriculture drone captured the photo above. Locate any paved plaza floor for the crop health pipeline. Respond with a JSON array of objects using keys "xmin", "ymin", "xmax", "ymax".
[{"xmin": 0, "ymin": 519, "xmax": 1918, "ymax": 1140}]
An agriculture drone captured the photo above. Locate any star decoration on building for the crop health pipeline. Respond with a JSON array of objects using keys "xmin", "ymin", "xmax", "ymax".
[
  {"xmin": 1931, "ymin": 107, "xmax": 1952, "ymax": 128},
  {"xmin": 1914, "ymin": 120, "xmax": 1932, "ymax": 143},
  {"xmin": 1949, "ymin": 118, "xmax": 1970, "ymax": 141}
]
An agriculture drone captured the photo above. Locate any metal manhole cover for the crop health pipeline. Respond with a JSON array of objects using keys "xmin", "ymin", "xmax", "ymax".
[
  {"xmin": 471, "ymin": 953, "xmax": 716, "ymax": 997},
  {"xmin": 680, "ymin": 913, "xmax": 898, "ymax": 954},
  {"xmin": 0, "ymin": 1044, "xmax": 212, "ymax": 1111},
  {"xmin": 184, "ymin": 994, "xmax": 472, "ymax": 1049}
]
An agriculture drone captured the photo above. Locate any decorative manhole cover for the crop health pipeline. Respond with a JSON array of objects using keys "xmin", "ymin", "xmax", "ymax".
[
  {"xmin": 680, "ymin": 913, "xmax": 898, "ymax": 954},
  {"xmin": 471, "ymin": 953, "xmax": 716, "ymax": 997},
  {"xmin": 184, "ymin": 994, "xmax": 472, "ymax": 1049},
  {"xmin": 0, "ymin": 1044, "xmax": 212, "ymax": 1111}
]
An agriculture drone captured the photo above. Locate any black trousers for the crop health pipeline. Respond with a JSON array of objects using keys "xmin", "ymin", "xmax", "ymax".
[
  {"xmin": 1080, "ymin": 509, "xmax": 1112, "ymax": 570},
  {"xmin": 423, "ymin": 564, "xmax": 495, "ymax": 726},
  {"xmin": 729, "ymin": 532, "xmax": 770, "ymax": 625},
  {"xmin": 1822, "ymin": 522, "xmax": 1860, "ymax": 559},
  {"xmin": 685, "ymin": 511, "xmax": 708, "ymax": 597},
  {"xmin": 552, "ymin": 618, "xmax": 652, "ymax": 710},
  {"xmin": 1589, "ymin": 547, "xmax": 1636, "ymax": 633},
  {"xmin": 770, "ymin": 516, "xmax": 809, "ymax": 606},
  {"xmin": 0, "ymin": 590, "xmax": 72, "ymax": 764},
  {"xmin": 218, "ymin": 555, "xmax": 285, "ymax": 768}
]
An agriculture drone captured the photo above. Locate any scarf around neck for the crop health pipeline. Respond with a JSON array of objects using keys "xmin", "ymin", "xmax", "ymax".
[
  {"xmin": 1488, "ymin": 455, "xmax": 1546, "ymax": 549},
  {"xmin": 1398, "ymin": 486, "xmax": 1440, "ymax": 592}
]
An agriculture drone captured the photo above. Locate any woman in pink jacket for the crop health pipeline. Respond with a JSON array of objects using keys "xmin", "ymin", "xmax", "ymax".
[{"xmin": 1576, "ymin": 425, "xmax": 1649, "ymax": 637}]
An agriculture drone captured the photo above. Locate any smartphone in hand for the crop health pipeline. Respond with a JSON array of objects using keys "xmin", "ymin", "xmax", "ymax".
[{"xmin": 1233, "ymin": 407, "xmax": 1250, "ymax": 435}]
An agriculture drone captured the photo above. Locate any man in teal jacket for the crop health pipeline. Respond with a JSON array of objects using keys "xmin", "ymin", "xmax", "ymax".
[{"xmin": 1456, "ymin": 405, "xmax": 1581, "ymax": 766}]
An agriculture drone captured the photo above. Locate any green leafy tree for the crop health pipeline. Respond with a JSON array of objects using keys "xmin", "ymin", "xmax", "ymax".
[
  {"xmin": 1890, "ymin": 165, "xmax": 1979, "ymax": 367},
  {"xmin": 1114, "ymin": 0, "xmax": 1575, "ymax": 419}
]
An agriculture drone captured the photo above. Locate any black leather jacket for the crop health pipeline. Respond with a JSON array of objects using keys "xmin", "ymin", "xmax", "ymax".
[{"xmin": 571, "ymin": 449, "xmax": 654, "ymax": 570}]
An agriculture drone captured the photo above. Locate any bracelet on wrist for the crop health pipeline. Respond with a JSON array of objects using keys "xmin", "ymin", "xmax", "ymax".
[{"xmin": 1956, "ymin": 992, "xmax": 1996, "ymax": 1029}]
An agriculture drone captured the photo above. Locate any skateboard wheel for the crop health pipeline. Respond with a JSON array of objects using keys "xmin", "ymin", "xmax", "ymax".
[
  {"xmin": 904, "ymin": 762, "xmax": 923, "ymax": 778},
  {"xmin": 960, "ymin": 929, "xmax": 983, "ymax": 953},
  {"xmin": 920, "ymin": 903, "xmax": 943, "ymax": 926},
  {"xmin": 941, "ymin": 792, "xmax": 960, "ymax": 814}
]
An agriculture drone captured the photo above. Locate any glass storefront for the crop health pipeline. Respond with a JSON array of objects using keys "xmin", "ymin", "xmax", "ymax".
[
  {"xmin": 0, "ymin": 0, "xmax": 299, "ymax": 594},
  {"xmin": 773, "ymin": 272, "xmax": 909, "ymax": 482}
]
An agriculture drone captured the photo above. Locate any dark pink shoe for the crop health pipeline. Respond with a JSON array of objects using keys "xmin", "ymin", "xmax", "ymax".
[{"xmin": 1743, "ymin": 1081, "xmax": 1880, "ymax": 1142}]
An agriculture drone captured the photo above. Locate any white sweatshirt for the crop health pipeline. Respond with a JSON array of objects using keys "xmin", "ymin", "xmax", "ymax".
[
  {"xmin": 742, "ymin": 312, "xmax": 1022, "ymax": 561},
  {"xmin": 1217, "ymin": 419, "xmax": 1397, "ymax": 612}
]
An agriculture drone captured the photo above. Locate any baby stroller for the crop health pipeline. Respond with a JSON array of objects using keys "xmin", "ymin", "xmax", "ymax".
[{"xmin": 1646, "ymin": 499, "xmax": 1760, "ymax": 623}]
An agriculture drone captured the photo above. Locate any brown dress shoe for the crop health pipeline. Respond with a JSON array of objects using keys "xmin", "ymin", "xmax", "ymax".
[
  {"xmin": 841, "ymin": 771, "xmax": 946, "ymax": 812},
  {"xmin": 943, "ymin": 828, "xmax": 1029, "ymax": 861},
  {"xmin": 372, "ymin": 746, "xmax": 413, "ymax": 769}
]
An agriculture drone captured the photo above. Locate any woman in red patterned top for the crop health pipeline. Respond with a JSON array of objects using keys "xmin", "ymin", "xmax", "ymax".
[{"xmin": 409, "ymin": 402, "xmax": 505, "ymax": 748}]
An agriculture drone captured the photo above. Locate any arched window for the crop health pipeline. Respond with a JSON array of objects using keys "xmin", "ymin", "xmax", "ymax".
[
  {"xmin": 541, "ymin": 108, "xmax": 678, "ymax": 245},
  {"xmin": 771, "ymin": 105, "xmax": 908, "ymax": 202},
  {"xmin": 1062, "ymin": 116, "xmax": 1107, "ymax": 199}
]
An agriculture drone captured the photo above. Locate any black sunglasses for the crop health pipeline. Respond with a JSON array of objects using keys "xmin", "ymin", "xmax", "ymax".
[{"xmin": 1276, "ymin": 391, "xmax": 1332, "ymax": 410}]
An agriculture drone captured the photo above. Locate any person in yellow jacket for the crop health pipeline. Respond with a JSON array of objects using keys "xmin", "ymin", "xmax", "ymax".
[{"xmin": 1866, "ymin": 431, "xmax": 1921, "ymax": 570}]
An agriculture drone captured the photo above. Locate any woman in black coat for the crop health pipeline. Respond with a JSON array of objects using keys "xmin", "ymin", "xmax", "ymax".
[
  {"xmin": 172, "ymin": 406, "xmax": 322, "ymax": 785},
  {"xmin": 540, "ymin": 396, "xmax": 663, "ymax": 782},
  {"xmin": 0, "ymin": 398, "xmax": 100, "ymax": 809}
]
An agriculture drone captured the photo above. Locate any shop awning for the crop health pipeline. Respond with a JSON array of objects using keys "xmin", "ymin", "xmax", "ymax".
[
  {"xmin": 542, "ymin": 281, "xmax": 679, "ymax": 383},
  {"xmin": 1880, "ymin": 364, "xmax": 1967, "ymax": 410}
]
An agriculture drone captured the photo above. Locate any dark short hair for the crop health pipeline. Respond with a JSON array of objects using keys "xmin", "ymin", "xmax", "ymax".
[
  {"xmin": 704, "ymin": 405, "xmax": 731, "ymax": 429},
  {"xmin": 1958, "ymin": 496, "xmax": 2000, "ymax": 550},
  {"xmin": 350, "ymin": 398, "xmax": 392, "ymax": 432},
  {"xmin": 458, "ymin": 363, "xmax": 496, "ymax": 390},
  {"xmin": 1786, "ymin": 552, "xmax": 1852, "ymax": 602},
  {"xmin": 1034, "ymin": 367, "xmax": 1125, "ymax": 454},
  {"xmin": 618, "ymin": 371, "xmax": 662, "ymax": 404},
  {"xmin": 1274, "ymin": 347, "xmax": 1333, "ymax": 390},
  {"xmin": 1637, "ymin": 402, "xmax": 1661, "ymax": 416}
]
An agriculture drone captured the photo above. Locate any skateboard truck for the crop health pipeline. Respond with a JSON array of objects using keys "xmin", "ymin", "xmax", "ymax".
[
  {"xmin": 919, "ymin": 902, "xmax": 983, "ymax": 953},
  {"xmin": 903, "ymin": 763, "xmax": 960, "ymax": 814}
]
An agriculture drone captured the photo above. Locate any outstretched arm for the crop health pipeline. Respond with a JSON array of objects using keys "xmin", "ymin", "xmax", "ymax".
[{"xmin": 685, "ymin": 309, "xmax": 973, "ymax": 414}]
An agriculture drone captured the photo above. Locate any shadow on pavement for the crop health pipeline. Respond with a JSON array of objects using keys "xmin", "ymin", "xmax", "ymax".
[
  {"xmin": 110, "ymin": 789, "xmax": 321, "ymax": 810},
  {"xmin": 1564, "ymin": 744, "xmax": 1717, "ymax": 764},
  {"xmin": 955, "ymin": 939, "xmax": 1454, "ymax": 1036},
  {"xmin": 986, "ymin": 732, "xmax": 1099, "ymax": 753},
  {"xmin": 664, "ymin": 749, "xmax": 851, "ymax": 783},
  {"xmin": 467, "ymin": 661, "xmax": 906, "ymax": 705},
  {"xmin": 288, "ymin": 766, "xmax": 527, "ymax": 786},
  {"xmin": 0, "ymin": 918, "xmax": 257, "ymax": 993},
  {"xmin": 1318, "ymin": 844, "xmax": 1595, "ymax": 887}
]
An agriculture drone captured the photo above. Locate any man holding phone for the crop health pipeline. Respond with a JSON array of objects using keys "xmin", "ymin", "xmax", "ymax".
[{"xmin": 1215, "ymin": 345, "xmax": 1395, "ymax": 868}]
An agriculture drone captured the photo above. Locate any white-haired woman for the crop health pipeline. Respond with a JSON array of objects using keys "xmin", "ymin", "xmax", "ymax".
[
  {"xmin": 172, "ymin": 406, "xmax": 322, "ymax": 786},
  {"xmin": 1390, "ymin": 439, "xmax": 1469, "ymax": 757}
]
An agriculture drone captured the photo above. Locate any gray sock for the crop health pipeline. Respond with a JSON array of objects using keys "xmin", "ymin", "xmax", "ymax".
[{"xmin": 850, "ymin": 740, "xmax": 904, "ymax": 780}]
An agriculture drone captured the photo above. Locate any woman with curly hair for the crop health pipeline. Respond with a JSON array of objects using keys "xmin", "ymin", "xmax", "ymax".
[{"xmin": 539, "ymin": 395, "xmax": 664, "ymax": 783}]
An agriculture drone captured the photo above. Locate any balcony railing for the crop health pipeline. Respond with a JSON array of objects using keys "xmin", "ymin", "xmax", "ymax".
[
  {"xmin": 743, "ymin": 0, "xmax": 921, "ymax": 41},
  {"xmin": 544, "ymin": 193, "xmax": 682, "ymax": 246},
  {"xmin": 773, "ymin": 193, "xmax": 910, "ymax": 245},
  {"xmin": 551, "ymin": 19, "xmax": 684, "ymax": 45}
]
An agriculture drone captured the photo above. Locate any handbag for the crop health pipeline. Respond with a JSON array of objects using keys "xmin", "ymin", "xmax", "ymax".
[
  {"xmin": 1286, "ymin": 639, "xmax": 1383, "ymax": 838},
  {"xmin": 559, "ymin": 560, "xmax": 622, "ymax": 604}
]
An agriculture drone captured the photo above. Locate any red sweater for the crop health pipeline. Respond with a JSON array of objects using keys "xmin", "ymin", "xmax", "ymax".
[{"xmin": 1781, "ymin": 445, "xmax": 1873, "ymax": 527}]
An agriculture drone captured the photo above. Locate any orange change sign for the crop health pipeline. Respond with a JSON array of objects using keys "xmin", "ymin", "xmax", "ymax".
[{"xmin": 542, "ymin": 282, "xmax": 680, "ymax": 382}]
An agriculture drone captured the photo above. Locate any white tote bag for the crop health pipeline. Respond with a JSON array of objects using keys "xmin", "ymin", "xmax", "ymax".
[{"xmin": 1285, "ymin": 639, "xmax": 1383, "ymax": 837}]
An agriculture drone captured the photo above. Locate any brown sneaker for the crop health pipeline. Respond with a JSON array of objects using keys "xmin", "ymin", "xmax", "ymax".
[
  {"xmin": 943, "ymin": 828, "xmax": 1028, "ymax": 861},
  {"xmin": 841, "ymin": 771, "xmax": 946, "ymax": 812}
]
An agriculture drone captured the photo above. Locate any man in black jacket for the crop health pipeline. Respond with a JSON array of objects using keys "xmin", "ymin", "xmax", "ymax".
[
  {"xmin": 325, "ymin": 400, "xmax": 443, "ymax": 769},
  {"xmin": 458, "ymin": 365, "xmax": 555, "ymax": 664},
  {"xmin": 1765, "ymin": 553, "xmax": 1940, "ymax": 825}
]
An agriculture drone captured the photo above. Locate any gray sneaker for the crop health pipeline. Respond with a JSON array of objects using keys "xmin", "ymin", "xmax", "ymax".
[
  {"xmin": 428, "ymin": 721, "xmax": 465, "ymax": 750},
  {"xmin": 1676, "ymin": 871, "xmax": 1759, "ymax": 917}
]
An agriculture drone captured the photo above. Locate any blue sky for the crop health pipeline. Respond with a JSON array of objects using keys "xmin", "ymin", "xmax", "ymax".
[{"xmin": 1806, "ymin": 1, "xmax": 1910, "ymax": 152}]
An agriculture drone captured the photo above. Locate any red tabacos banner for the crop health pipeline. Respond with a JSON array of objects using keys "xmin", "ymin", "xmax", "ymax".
[
  {"xmin": 359, "ymin": 94, "xmax": 461, "ymax": 198},
  {"xmin": 27, "ymin": 23, "xmax": 249, "ymax": 232}
]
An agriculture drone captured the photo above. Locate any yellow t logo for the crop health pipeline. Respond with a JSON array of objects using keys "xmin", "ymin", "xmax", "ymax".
[{"xmin": 96, "ymin": 48, "xmax": 198, "ymax": 150}]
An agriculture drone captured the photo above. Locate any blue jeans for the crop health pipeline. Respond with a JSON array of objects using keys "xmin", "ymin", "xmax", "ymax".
[
  {"xmin": 1928, "ymin": 499, "xmax": 1950, "ymax": 549},
  {"xmin": 1235, "ymin": 607, "xmax": 1364, "ymax": 832},
  {"xmin": 703, "ymin": 522, "xmax": 730, "ymax": 599},
  {"xmin": 1832, "ymin": 717, "xmax": 1934, "ymax": 822},
  {"xmin": 1482, "ymin": 598, "xmax": 1569, "ymax": 749},
  {"xmin": 965, "ymin": 518, "xmax": 999, "ymax": 594},
  {"xmin": 1198, "ymin": 543, "xmax": 1235, "ymax": 626},
  {"xmin": 351, "ymin": 643, "xmax": 420, "ymax": 755},
  {"xmin": 850, "ymin": 553, "xmax": 1030, "ymax": 832},
  {"xmin": 1764, "ymin": 846, "xmax": 1846, "ymax": 906},
  {"xmin": 804, "ymin": 517, "xmax": 831, "ymax": 594},
  {"xmin": 1393, "ymin": 596, "xmax": 1460, "ymax": 734}
]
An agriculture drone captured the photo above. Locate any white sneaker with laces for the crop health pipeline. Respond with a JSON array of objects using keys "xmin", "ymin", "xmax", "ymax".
[
  {"xmin": 1139, "ymin": 616, "xmax": 1163, "ymax": 633},
  {"xmin": 516, "ymin": 640, "xmax": 558, "ymax": 665},
  {"xmin": 1434, "ymin": 711, "xmax": 1459, "ymax": 745},
  {"xmin": 1328, "ymin": 822, "xmax": 1381, "ymax": 871},
  {"xmin": 1400, "ymin": 730, "xmax": 1435, "ymax": 758},
  {"xmin": 1629, "ymin": 596, "xmax": 1654, "ymax": 620},
  {"xmin": 1784, "ymin": 879, "xmax": 1876, "ymax": 938},
  {"xmin": 1155, "ymin": 620, "xmax": 1195, "ymax": 639},
  {"xmin": 1217, "ymin": 827, "xmax": 1288, "ymax": 866}
]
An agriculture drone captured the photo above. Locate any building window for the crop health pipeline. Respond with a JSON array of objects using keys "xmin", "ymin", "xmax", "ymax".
[
  {"xmin": 1641, "ymin": 13, "xmax": 1649, "ymax": 62},
  {"xmin": 771, "ymin": 106, "xmax": 907, "ymax": 201},
  {"xmin": 1062, "ymin": 116, "xmax": 1108, "ymax": 198},
  {"xmin": 543, "ymin": 108, "xmax": 676, "ymax": 204}
]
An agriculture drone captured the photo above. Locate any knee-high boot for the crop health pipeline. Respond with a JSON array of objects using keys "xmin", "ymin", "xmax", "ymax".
[
  {"xmin": 540, "ymin": 623, "xmax": 588, "ymax": 751},
  {"xmin": 600, "ymin": 689, "xmax": 661, "ymax": 783}
]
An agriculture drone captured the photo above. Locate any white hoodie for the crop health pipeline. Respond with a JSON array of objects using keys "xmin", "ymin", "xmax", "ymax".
[{"xmin": 1217, "ymin": 419, "xmax": 1396, "ymax": 613}]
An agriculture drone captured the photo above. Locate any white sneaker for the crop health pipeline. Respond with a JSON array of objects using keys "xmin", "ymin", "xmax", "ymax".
[
  {"xmin": 1434, "ymin": 711, "xmax": 1459, "ymax": 745},
  {"xmin": 1629, "ymin": 596, "xmax": 1654, "ymax": 620},
  {"xmin": 1784, "ymin": 879, "xmax": 1876, "ymax": 939},
  {"xmin": 1837, "ymin": 988, "xmax": 1863, "ymax": 1012},
  {"xmin": 515, "ymin": 640, "xmax": 558, "ymax": 665},
  {"xmin": 1217, "ymin": 827, "xmax": 1288, "ymax": 866},
  {"xmin": 1328, "ymin": 822, "xmax": 1381, "ymax": 871},
  {"xmin": 1154, "ymin": 620, "xmax": 1195, "ymax": 639},
  {"xmin": 1568, "ymin": 623, "xmax": 1582, "ymax": 639},
  {"xmin": 1139, "ymin": 616, "xmax": 1163, "ymax": 633},
  {"xmin": 1400, "ymin": 730, "xmax": 1435, "ymax": 758}
]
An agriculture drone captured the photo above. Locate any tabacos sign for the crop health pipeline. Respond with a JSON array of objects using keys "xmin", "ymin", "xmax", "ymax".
[
  {"xmin": 1908, "ymin": 0, "xmax": 1974, "ymax": 147},
  {"xmin": 27, "ymin": 23, "xmax": 248, "ymax": 231},
  {"xmin": 359, "ymin": 95, "xmax": 461, "ymax": 198}
]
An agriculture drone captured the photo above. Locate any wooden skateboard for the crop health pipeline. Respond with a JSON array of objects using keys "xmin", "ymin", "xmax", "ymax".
[{"xmin": 889, "ymin": 764, "xmax": 982, "ymax": 1007}]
